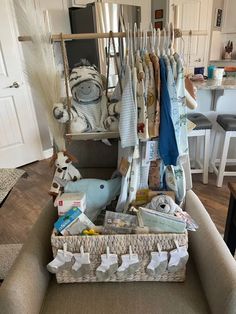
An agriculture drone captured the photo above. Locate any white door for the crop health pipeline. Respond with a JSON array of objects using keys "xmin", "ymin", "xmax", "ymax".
[
  {"xmin": 0, "ymin": 0, "xmax": 42, "ymax": 168},
  {"xmin": 169, "ymin": 0, "xmax": 213, "ymax": 74}
]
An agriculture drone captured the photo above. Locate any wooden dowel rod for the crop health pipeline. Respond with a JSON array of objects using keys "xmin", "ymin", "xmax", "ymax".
[
  {"xmin": 182, "ymin": 30, "xmax": 208, "ymax": 36},
  {"xmin": 18, "ymin": 29, "xmax": 208, "ymax": 42}
]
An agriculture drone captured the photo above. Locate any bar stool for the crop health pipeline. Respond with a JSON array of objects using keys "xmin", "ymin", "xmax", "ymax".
[
  {"xmin": 211, "ymin": 114, "xmax": 236, "ymax": 187},
  {"xmin": 187, "ymin": 113, "xmax": 212, "ymax": 184}
]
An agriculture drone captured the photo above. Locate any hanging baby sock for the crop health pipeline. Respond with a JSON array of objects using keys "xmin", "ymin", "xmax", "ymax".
[
  {"xmin": 96, "ymin": 247, "xmax": 118, "ymax": 281},
  {"xmin": 47, "ymin": 243, "xmax": 74, "ymax": 274},
  {"xmin": 168, "ymin": 240, "xmax": 189, "ymax": 273},
  {"xmin": 147, "ymin": 244, "xmax": 168, "ymax": 277},
  {"xmin": 116, "ymin": 246, "xmax": 139, "ymax": 279},
  {"xmin": 71, "ymin": 246, "xmax": 90, "ymax": 277}
]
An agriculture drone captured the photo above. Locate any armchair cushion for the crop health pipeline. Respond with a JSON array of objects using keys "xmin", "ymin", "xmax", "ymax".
[
  {"xmin": 0, "ymin": 190, "xmax": 236, "ymax": 314},
  {"xmin": 41, "ymin": 258, "xmax": 210, "ymax": 314}
]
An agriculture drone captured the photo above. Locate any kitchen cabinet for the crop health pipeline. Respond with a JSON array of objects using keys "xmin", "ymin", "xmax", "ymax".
[
  {"xmin": 222, "ymin": 0, "xmax": 236, "ymax": 34},
  {"xmin": 169, "ymin": 0, "xmax": 213, "ymax": 74}
]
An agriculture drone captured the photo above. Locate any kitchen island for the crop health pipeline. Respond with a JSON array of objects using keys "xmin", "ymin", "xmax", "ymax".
[{"xmin": 189, "ymin": 78, "xmax": 236, "ymax": 160}]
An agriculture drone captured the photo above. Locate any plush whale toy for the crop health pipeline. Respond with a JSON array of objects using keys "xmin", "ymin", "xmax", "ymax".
[{"xmin": 56, "ymin": 177, "xmax": 121, "ymax": 221}]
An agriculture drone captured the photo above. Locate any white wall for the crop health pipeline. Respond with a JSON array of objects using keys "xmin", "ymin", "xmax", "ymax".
[{"xmin": 39, "ymin": 0, "xmax": 151, "ymax": 33}]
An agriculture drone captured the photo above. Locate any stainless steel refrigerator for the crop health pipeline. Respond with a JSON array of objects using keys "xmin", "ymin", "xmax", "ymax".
[{"xmin": 66, "ymin": 2, "xmax": 141, "ymax": 86}]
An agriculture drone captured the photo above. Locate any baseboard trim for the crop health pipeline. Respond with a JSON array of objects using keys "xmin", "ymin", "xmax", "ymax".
[{"xmin": 42, "ymin": 148, "xmax": 53, "ymax": 160}]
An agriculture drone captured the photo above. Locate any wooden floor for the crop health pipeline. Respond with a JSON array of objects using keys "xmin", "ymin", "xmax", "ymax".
[{"xmin": 0, "ymin": 160, "xmax": 232, "ymax": 244}]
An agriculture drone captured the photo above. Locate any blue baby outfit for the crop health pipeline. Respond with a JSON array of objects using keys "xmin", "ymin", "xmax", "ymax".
[{"xmin": 159, "ymin": 57, "xmax": 179, "ymax": 166}]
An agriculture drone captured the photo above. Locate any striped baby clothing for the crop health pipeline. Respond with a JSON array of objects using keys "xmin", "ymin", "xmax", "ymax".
[{"xmin": 119, "ymin": 64, "xmax": 138, "ymax": 148}]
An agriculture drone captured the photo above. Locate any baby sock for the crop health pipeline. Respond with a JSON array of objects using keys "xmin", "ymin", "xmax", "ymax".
[
  {"xmin": 71, "ymin": 246, "xmax": 90, "ymax": 277},
  {"xmin": 168, "ymin": 240, "xmax": 189, "ymax": 273},
  {"xmin": 47, "ymin": 243, "xmax": 74, "ymax": 274},
  {"xmin": 147, "ymin": 244, "xmax": 168, "ymax": 276},
  {"xmin": 96, "ymin": 247, "xmax": 118, "ymax": 281},
  {"xmin": 116, "ymin": 246, "xmax": 139, "ymax": 279}
]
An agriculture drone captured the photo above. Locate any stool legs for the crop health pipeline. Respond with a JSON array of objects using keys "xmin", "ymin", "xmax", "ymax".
[
  {"xmin": 210, "ymin": 127, "xmax": 220, "ymax": 173},
  {"xmin": 203, "ymin": 129, "xmax": 210, "ymax": 184},
  {"xmin": 216, "ymin": 131, "xmax": 231, "ymax": 187},
  {"xmin": 188, "ymin": 129, "xmax": 211, "ymax": 184}
]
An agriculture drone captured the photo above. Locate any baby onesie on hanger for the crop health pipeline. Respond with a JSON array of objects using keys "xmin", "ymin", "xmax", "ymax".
[
  {"xmin": 163, "ymin": 55, "xmax": 180, "ymax": 152},
  {"xmin": 159, "ymin": 57, "xmax": 179, "ymax": 166},
  {"xmin": 125, "ymin": 67, "xmax": 141, "ymax": 207},
  {"xmin": 164, "ymin": 53, "xmax": 188, "ymax": 204},
  {"xmin": 143, "ymin": 58, "xmax": 150, "ymax": 109},
  {"xmin": 119, "ymin": 64, "xmax": 138, "ymax": 148},
  {"xmin": 149, "ymin": 53, "xmax": 161, "ymax": 137},
  {"xmin": 169, "ymin": 55, "xmax": 177, "ymax": 81},
  {"xmin": 136, "ymin": 53, "xmax": 149, "ymax": 140},
  {"xmin": 148, "ymin": 53, "xmax": 161, "ymax": 189},
  {"xmin": 144, "ymin": 53, "xmax": 156, "ymax": 138},
  {"xmin": 174, "ymin": 53, "xmax": 188, "ymax": 156}
]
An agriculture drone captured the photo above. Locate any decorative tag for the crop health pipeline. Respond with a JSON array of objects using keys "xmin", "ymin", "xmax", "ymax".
[
  {"xmin": 146, "ymin": 140, "xmax": 158, "ymax": 162},
  {"xmin": 119, "ymin": 158, "xmax": 130, "ymax": 176}
]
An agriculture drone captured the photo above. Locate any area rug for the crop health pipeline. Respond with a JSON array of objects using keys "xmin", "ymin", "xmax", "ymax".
[
  {"xmin": 0, "ymin": 243, "xmax": 23, "ymax": 279},
  {"xmin": 0, "ymin": 168, "xmax": 25, "ymax": 205}
]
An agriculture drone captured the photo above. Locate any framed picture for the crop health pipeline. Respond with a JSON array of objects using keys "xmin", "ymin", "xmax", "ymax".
[
  {"xmin": 215, "ymin": 8, "xmax": 223, "ymax": 27},
  {"xmin": 155, "ymin": 9, "xmax": 163, "ymax": 19},
  {"xmin": 155, "ymin": 21, "xmax": 163, "ymax": 30}
]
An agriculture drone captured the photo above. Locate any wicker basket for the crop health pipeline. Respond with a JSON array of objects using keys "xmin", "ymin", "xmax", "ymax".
[{"xmin": 51, "ymin": 230, "xmax": 188, "ymax": 283}]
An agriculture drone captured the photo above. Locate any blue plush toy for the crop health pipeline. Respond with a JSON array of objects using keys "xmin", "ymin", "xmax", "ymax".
[{"xmin": 56, "ymin": 177, "xmax": 121, "ymax": 221}]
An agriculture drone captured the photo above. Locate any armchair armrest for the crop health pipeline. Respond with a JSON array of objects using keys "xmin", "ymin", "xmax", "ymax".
[
  {"xmin": 0, "ymin": 201, "xmax": 57, "ymax": 314},
  {"xmin": 186, "ymin": 190, "xmax": 236, "ymax": 314}
]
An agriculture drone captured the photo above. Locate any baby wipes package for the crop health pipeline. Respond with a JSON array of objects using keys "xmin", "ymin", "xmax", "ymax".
[{"xmin": 54, "ymin": 192, "xmax": 86, "ymax": 216}]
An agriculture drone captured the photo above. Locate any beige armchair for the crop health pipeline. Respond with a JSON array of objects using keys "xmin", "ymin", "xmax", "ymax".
[{"xmin": 0, "ymin": 190, "xmax": 236, "ymax": 314}]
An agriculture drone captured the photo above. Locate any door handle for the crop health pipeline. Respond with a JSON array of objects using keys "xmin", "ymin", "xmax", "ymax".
[
  {"xmin": 195, "ymin": 58, "xmax": 202, "ymax": 62},
  {"xmin": 7, "ymin": 81, "xmax": 20, "ymax": 88}
]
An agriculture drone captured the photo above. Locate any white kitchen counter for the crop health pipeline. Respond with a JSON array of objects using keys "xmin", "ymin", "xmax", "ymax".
[
  {"xmin": 192, "ymin": 78, "xmax": 236, "ymax": 111},
  {"xmin": 189, "ymin": 78, "xmax": 236, "ymax": 158},
  {"xmin": 193, "ymin": 78, "xmax": 236, "ymax": 90}
]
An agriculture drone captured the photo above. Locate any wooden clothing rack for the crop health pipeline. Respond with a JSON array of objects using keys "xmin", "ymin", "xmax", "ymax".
[
  {"xmin": 18, "ymin": 29, "xmax": 208, "ymax": 42},
  {"xmin": 18, "ymin": 28, "xmax": 208, "ymax": 141}
]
